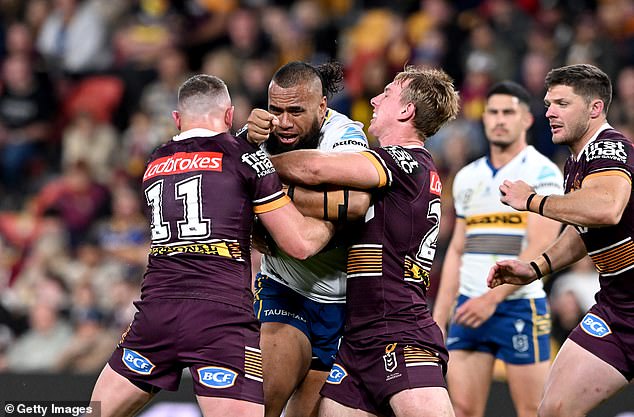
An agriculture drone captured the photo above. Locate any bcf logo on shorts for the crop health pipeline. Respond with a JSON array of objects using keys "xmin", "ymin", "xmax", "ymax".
[
  {"xmin": 198, "ymin": 367, "xmax": 238, "ymax": 389},
  {"xmin": 122, "ymin": 348, "xmax": 156, "ymax": 375},
  {"xmin": 326, "ymin": 364, "xmax": 348, "ymax": 384},
  {"xmin": 580, "ymin": 313, "xmax": 612, "ymax": 338}
]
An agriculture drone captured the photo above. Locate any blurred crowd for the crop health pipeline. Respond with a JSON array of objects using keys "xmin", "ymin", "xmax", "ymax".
[{"xmin": 0, "ymin": 0, "xmax": 632, "ymax": 374}]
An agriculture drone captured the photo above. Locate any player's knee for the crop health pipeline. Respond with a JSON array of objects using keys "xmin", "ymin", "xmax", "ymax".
[
  {"xmin": 453, "ymin": 401, "xmax": 481, "ymax": 417},
  {"xmin": 538, "ymin": 396, "xmax": 578, "ymax": 417}
]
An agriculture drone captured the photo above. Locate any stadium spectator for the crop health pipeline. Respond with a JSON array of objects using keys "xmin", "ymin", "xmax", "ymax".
[
  {"xmin": 5, "ymin": 302, "xmax": 72, "ymax": 372},
  {"xmin": 36, "ymin": 0, "xmax": 112, "ymax": 77},
  {"xmin": 0, "ymin": 53, "xmax": 56, "ymax": 203}
]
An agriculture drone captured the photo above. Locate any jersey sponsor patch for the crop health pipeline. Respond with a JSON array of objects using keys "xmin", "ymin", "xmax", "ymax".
[
  {"xmin": 332, "ymin": 126, "xmax": 368, "ymax": 149},
  {"xmin": 586, "ymin": 141, "xmax": 628, "ymax": 163},
  {"xmin": 430, "ymin": 171, "xmax": 442, "ymax": 195},
  {"xmin": 241, "ymin": 149, "xmax": 276, "ymax": 178},
  {"xmin": 537, "ymin": 166, "xmax": 558, "ymax": 180},
  {"xmin": 122, "ymin": 348, "xmax": 156, "ymax": 375},
  {"xmin": 383, "ymin": 146, "xmax": 420, "ymax": 174},
  {"xmin": 197, "ymin": 366, "xmax": 238, "ymax": 388},
  {"xmin": 466, "ymin": 212, "xmax": 526, "ymax": 227},
  {"xmin": 144, "ymin": 152, "xmax": 222, "ymax": 180},
  {"xmin": 580, "ymin": 313, "xmax": 612, "ymax": 338},
  {"xmin": 326, "ymin": 363, "xmax": 348, "ymax": 384}
]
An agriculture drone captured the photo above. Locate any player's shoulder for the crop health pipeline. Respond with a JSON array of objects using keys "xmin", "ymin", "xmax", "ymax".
[
  {"xmin": 320, "ymin": 108, "xmax": 368, "ymax": 152},
  {"xmin": 524, "ymin": 146, "xmax": 563, "ymax": 175},
  {"xmin": 583, "ymin": 127, "xmax": 634, "ymax": 165},
  {"xmin": 597, "ymin": 127, "xmax": 631, "ymax": 143},
  {"xmin": 455, "ymin": 155, "xmax": 487, "ymax": 180}
]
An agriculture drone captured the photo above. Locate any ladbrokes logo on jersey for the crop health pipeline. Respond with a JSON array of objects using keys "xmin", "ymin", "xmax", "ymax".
[
  {"xmin": 430, "ymin": 171, "xmax": 442, "ymax": 196},
  {"xmin": 144, "ymin": 152, "xmax": 223, "ymax": 180}
]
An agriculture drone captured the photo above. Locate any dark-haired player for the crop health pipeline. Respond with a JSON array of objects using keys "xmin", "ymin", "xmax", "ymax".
[
  {"xmin": 245, "ymin": 61, "xmax": 369, "ymax": 417},
  {"xmin": 90, "ymin": 74, "xmax": 334, "ymax": 417},
  {"xmin": 489, "ymin": 64, "xmax": 634, "ymax": 416},
  {"xmin": 433, "ymin": 81, "xmax": 563, "ymax": 417}
]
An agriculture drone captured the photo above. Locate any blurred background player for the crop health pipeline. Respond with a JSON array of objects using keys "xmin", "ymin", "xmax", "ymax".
[{"xmin": 433, "ymin": 81, "xmax": 563, "ymax": 417}]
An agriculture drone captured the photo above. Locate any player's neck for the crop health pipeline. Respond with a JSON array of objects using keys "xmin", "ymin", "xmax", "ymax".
[
  {"xmin": 489, "ymin": 141, "xmax": 527, "ymax": 169},
  {"xmin": 378, "ymin": 127, "xmax": 423, "ymax": 147},
  {"xmin": 570, "ymin": 118, "xmax": 608, "ymax": 157}
]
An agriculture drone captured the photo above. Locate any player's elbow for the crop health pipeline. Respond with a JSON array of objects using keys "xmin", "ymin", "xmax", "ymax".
[
  {"xmin": 583, "ymin": 210, "xmax": 621, "ymax": 227},
  {"xmin": 347, "ymin": 191, "xmax": 371, "ymax": 221},
  {"xmin": 279, "ymin": 241, "xmax": 314, "ymax": 260},
  {"xmin": 601, "ymin": 208, "xmax": 623, "ymax": 226}
]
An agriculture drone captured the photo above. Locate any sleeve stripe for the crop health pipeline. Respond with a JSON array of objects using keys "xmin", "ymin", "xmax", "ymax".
[
  {"xmin": 360, "ymin": 151, "xmax": 388, "ymax": 187},
  {"xmin": 583, "ymin": 169, "xmax": 632, "ymax": 185},
  {"xmin": 254, "ymin": 195, "xmax": 291, "ymax": 214},
  {"xmin": 254, "ymin": 190, "xmax": 285, "ymax": 204}
]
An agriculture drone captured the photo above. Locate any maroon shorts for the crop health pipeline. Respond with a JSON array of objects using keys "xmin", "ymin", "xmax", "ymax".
[
  {"xmin": 108, "ymin": 298, "xmax": 263, "ymax": 403},
  {"xmin": 568, "ymin": 302, "xmax": 634, "ymax": 381},
  {"xmin": 320, "ymin": 326, "xmax": 448, "ymax": 416}
]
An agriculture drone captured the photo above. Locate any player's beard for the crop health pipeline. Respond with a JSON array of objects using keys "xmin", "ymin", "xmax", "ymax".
[{"xmin": 265, "ymin": 118, "xmax": 322, "ymax": 155}]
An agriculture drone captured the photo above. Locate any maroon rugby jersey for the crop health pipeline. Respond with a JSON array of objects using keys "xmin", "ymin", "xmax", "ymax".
[
  {"xmin": 563, "ymin": 126, "xmax": 634, "ymax": 313},
  {"xmin": 140, "ymin": 129, "xmax": 289, "ymax": 309},
  {"xmin": 345, "ymin": 145, "xmax": 443, "ymax": 340}
]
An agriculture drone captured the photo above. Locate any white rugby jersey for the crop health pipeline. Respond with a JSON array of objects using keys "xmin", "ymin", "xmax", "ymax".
[
  {"xmin": 453, "ymin": 145, "xmax": 563, "ymax": 299},
  {"xmin": 260, "ymin": 108, "xmax": 368, "ymax": 303}
]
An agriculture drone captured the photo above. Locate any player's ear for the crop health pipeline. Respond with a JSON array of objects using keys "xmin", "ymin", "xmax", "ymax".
[
  {"xmin": 589, "ymin": 99, "xmax": 604, "ymax": 119},
  {"xmin": 397, "ymin": 102, "xmax": 414, "ymax": 122},
  {"xmin": 225, "ymin": 105, "xmax": 234, "ymax": 128},
  {"xmin": 522, "ymin": 107, "xmax": 534, "ymax": 130},
  {"xmin": 172, "ymin": 111, "xmax": 181, "ymax": 131},
  {"xmin": 319, "ymin": 95, "xmax": 327, "ymax": 120}
]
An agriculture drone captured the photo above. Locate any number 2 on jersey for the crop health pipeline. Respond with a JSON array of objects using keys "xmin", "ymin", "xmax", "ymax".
[{"xmin": 416, "ymin": 198, "xmax": 441, "ymax": 265}]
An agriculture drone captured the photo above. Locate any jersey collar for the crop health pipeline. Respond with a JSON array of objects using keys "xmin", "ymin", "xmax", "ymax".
[
  {"xmin": 485, "ymin": 145, "xmax": 532, "ymax": 176},
  {"xmin": 172, "ymin": 128, "xmax": 224, "ymax": 142}
]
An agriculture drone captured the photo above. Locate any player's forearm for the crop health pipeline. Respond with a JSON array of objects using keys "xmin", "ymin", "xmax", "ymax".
[
  {"xmin": 289, "ymin": 186, "xmax": 370, "ymax": 222},
  {"xmin": 529, "ymin": 187, "xmax": 627, "ymax": 227},
  {"xmin": 528, "ymin": 225, "xmax": 587, "ymax": 277},
  {"xmin": 272, "ymin": 151, "xmax": 381, "ymax": 190},
  {"xmin": 297, "ymin": 217, "xmax": 336, "ymax": 258},
  {"xmin": 490, "ymin": 214, "xmax": 563, "ymax": 300},
  {"xmin": 433, "ymin": 248, "xmax": 461, "ymax": 326},
  {"xmin": 260, "ymin": 203, "xmax": 335, "ymax": 259},
  {"xmin": 271, "ymin": 150, "xmax": 326, "ymax": 186}
]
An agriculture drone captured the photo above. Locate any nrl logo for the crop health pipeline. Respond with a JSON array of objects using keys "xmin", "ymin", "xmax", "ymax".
[{"xmin": 383, "ymin": 343, "xmax": 398, "ymax": 372}]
